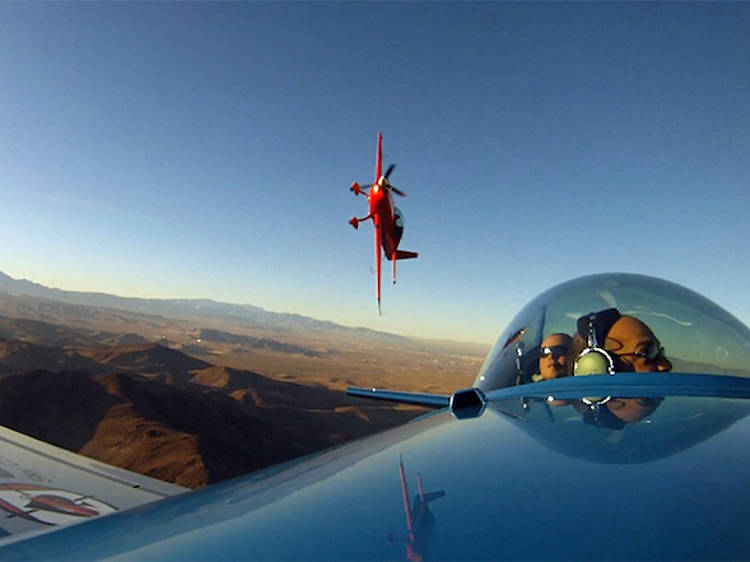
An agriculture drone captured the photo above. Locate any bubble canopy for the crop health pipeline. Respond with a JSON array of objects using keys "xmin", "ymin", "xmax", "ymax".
[{"xmin": 474, "ymin": 273, "xmax": 750, "ymax": 391}]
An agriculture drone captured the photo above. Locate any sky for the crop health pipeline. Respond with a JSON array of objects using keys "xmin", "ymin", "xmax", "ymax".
[{"xmin": 0, "ymin": 3, "xmax": 748, "ymax": 344}]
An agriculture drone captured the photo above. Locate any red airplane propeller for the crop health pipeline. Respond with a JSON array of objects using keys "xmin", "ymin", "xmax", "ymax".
[{"xmin": 349, "ymin": 134, "xmax": 418, "ymax": 314}]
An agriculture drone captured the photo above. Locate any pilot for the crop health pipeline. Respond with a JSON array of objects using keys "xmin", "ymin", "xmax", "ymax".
[
  {"xmin": 606, "ymin": 397, "xmax": 663, "ymax": 422},
  {"xmin": 573, "ymin": 309, "xmax": 672, "ymax": 373},
  {"xmin": 572, "ymin": 308, "xmax": 670, "ymax": 426},
  {"xmin": 576, "ymin": 395, "xmax": 664, "ymax": 428},
  {"xmin": 532, "ymin": 333, "xmax": 574, "ymax": 381},
  {"xmin": 571, "ymin": 308, "xmax": 672, "ymax": 373},
  {"xmin": 604, "ymin": 315, "xmax": 672, "ymax": 372}
]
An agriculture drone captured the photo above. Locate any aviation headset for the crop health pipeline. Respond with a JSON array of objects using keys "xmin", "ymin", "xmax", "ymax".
[
  {"xmin": 573, "ymin": 308, "xmax": 622, "ymax": 376},
  {"xmin": 573, "ymin": 308, "xmax": 622, "ymax": 405}
]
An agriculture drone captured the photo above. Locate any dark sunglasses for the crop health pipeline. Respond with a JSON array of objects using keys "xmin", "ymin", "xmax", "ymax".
[
  {"xmin": 541, "ymin": 345, "xmax": 569, "ymax": 357},
  {"xmin": 622, "ymin": 341, "xmax": 665, "ymax": 361}
]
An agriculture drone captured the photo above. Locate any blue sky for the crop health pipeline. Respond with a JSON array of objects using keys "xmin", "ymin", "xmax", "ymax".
[{"xmin": 0, "ymin": 3, "xmax": 748, "ymax": 344}]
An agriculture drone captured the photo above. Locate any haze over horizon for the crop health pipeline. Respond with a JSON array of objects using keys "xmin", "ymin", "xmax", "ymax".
[
  {"xmin": 2, "ymin": 3, "xmax": 748, "ymax": 344},
  {"xmin": 0, "ymin": 269, "xmax": 488, "ymax": 346}
]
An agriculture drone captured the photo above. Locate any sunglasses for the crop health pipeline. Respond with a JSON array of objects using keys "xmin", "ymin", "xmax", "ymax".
[
  {"xmin": 621, "ymin": 341, "xmax": 665, "ymax": 361},
  {"xmin": 541, "ymin": 345, "xmax": 569, "ymax": 357}
]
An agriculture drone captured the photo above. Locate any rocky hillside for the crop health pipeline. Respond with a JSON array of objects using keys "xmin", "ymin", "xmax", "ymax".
[{"xmin": 0, "ymin": 345, "xmax": 422, "ymax": 488}]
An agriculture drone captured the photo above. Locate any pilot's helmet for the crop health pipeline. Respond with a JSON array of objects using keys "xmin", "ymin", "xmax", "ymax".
[{"xmin": 474, "ymin": 273, "xmax": 750, "ymax": 391}]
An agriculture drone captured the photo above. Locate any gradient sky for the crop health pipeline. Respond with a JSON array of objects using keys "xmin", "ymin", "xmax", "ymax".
[{"xmin": 1, "ymin": 3, "xmax": 748, "ymax": 344}]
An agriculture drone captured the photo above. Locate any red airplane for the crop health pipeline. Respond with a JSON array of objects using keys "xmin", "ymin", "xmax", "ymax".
[{"xmin": 349, "ymin": 133, "xmax": 418, "ymax": 314}]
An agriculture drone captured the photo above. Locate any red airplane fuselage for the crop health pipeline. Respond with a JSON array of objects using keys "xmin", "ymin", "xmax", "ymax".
[
  {"xmin": 368, "ymin": 178, "xmax": 401, "ymax": 257},
  {"xmin": 349, "ymin": 134, "xmax": 417, "ymax": 313}
]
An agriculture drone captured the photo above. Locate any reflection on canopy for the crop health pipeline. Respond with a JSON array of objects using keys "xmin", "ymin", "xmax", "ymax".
[{"xmin": 488, "ymin": 395, "xmax": 750, "ymax": 464}]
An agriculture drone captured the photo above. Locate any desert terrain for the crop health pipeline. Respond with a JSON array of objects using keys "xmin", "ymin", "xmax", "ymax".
[{"xmin": 0, "ymin": 272, "xmax": 489, "ymax": 487}]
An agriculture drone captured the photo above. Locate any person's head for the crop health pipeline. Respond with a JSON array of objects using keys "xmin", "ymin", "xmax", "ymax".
[
  {"xmin": 538, "ymin": 333, "xmax": 573, "ymax": 380},
  {"xmin": 573, "ymin": 310, "xmax": 672, "ymax": 373},
  {"xmin": 606, "ymin": 397, "xmax": 663, "ymax": 422},
  {"xmin": 604, "ymin": 316, "xmax": 672, "ymax": 372}
]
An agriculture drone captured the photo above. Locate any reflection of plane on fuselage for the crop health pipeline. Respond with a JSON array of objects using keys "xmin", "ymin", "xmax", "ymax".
[
  {"xmin": 349, "ymin": 133, "xmax": 418, "ymax": 313},
  {"xmin": 390, "ymin": 455, "xmax": 444, "ymax": 562}
]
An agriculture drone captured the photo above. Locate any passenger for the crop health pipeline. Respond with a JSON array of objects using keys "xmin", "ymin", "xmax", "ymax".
[{"xmin": 532, "ymin": 333, "xmax": 574, "ymax": 381}]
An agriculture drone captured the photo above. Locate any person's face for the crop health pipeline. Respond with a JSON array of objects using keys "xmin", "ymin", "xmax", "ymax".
[
  {"xmin": 606, "ymin": 398, "xmax": 661, "ymax": 422},
  {"xmin": 539, "ymin": 334, "xmax": 572, "ymax": 380},
  {"xmin": 604, "ymin": 317, "xmax": 672, "ymax": 372}
]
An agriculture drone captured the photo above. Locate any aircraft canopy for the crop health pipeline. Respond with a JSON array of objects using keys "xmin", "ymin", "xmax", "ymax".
[{"xmin": 475, "ymin": 273, "xmax": 750, "ymax": 391}]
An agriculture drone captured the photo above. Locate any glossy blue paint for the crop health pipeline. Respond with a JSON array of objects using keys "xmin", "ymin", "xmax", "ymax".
[
  {"xmin": 2, "ymin": 377, "xmax": 750, "ymax": 561},
  {"xmin": 346, "ymin": 386, "xmax": 450, "ymax": 408},
  {"xmin": 3, "ymin": 274, "xmax": 749, "ymax": 560}
]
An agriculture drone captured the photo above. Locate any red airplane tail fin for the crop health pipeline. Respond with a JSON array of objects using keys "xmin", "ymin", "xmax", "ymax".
[{"xmin": 395, "ymin": 250, "xmax": 418, "ymax": 260}]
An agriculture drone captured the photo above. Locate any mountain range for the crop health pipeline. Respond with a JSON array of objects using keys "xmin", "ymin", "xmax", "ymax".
[{"xmin": 0, "ymin": 271, "xmax": 419, "ymax": 346}]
